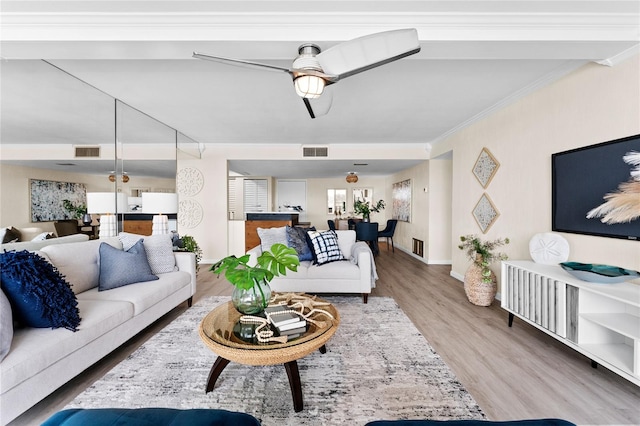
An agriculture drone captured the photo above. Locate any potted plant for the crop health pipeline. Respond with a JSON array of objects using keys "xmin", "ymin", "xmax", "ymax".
[
  {"xmin": 177, "ymin": 234, "xmax": 203, "ymax": 272},
  {"xmin": 62, "ymin": 199, "xmax": 91, "ymax": 225},
  {"xmin": 353, "ymin": 199, "xmax": 385, "ymax": 222},
  {"xmin": 458, "ymin": 234, "xmax": 510, "ymax": 306},
  {"xmin": 211, "ymin": 243, "xmax": 300, "ymax": 314}
]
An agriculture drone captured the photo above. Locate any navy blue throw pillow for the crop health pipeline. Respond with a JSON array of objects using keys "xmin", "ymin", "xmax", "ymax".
[
  {"xmin": 0, "ymin": 250, "xmax": 81, "ymax": 331},
  {"xmin": 99, "ymin": 240, "xmax": 158, "ymax": 291},
  {"xmin": 286, "ymin": 225, "xmax": 316, "ymax": 261}
]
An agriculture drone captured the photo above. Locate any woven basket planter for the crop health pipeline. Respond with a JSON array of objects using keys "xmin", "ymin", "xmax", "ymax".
[{"xmin": 463, "ymin": 259, "xmax": 497, "ymax": 307}]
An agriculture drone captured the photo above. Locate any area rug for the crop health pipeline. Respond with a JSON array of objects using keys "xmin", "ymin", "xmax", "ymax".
[{"xmin": 67, "ymin": 296, "xmax": 485, "ymax": 425}]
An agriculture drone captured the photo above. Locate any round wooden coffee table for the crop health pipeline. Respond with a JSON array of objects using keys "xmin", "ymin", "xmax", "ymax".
[{"xmin": 198, "ymin": 295, "xmax": 340, "ymax": 412}]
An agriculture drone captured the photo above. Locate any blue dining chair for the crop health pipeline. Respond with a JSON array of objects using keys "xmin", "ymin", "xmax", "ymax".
[
  {"xmin": 377, "ymin": 219, "xmax": 398, "ymax": 252},
  {"xmin": 356, "ymin": 222, "xmax": 379, "ymax": 255}
]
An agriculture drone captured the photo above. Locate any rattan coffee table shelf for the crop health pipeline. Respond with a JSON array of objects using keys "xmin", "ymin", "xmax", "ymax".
[{"xmin": 198, "ymin": 296, "xmax": 340, "ymax": 412}]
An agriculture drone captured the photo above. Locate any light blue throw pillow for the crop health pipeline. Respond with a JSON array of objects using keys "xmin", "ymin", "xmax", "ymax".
[{"xmin": 99, "ymin": 240, "xmax": 158, "ymax": 291}]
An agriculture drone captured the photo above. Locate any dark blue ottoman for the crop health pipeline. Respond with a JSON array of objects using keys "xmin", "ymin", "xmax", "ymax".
[
  {"xmin": 366, "ymin": 420, "xmax": 576, "ymax": 426},
  {"xmin": 42, "ymin": 408, "xmax": 261, "ymax": 426}
]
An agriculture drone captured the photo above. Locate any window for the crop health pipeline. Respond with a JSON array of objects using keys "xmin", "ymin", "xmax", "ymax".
[{"xmin": 244, "ymin": 178, "xmax": 268, "ymax": 213}]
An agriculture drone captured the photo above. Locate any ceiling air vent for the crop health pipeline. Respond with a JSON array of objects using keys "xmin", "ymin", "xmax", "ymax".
[
  {"xmin": 74, "ymin": 146, "xmax": 101, "ymax": 158},
  {"xmin": 302, "ymin": 146, "xmax": 328, "ymax": 157}
]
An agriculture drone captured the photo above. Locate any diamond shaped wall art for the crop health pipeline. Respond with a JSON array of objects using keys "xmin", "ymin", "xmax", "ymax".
[
  {"xmin": 473, "ymin": 148, "xmax": 500, "ymax": 188},
  {"xmin": 473, "ymin": 193, "xmax": 500, "ymax": 233}
]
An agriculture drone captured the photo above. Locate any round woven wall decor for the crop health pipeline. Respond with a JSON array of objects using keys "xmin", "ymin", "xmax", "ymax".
[
  {"xmin": 178, "ymin": 199, "xmax": 204, "ymax": 228},
  {"xmin": 177, "ymin": 168, "xmax": 204, "ymax": 197}
]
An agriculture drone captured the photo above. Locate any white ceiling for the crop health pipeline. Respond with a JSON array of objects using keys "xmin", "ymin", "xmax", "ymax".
[{"xmin": 1, "ymin": 1, "xmax": 639, "ymax": 178}]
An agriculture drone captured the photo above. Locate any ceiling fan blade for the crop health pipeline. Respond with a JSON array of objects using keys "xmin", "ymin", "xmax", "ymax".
[
  {"xmin": 302, "ymin": 87, "xmax": 333, "ymax": 119},
  {"xmin": 193, "ymin": 52, "xmax": 291, "ymax": 74},
  {"xmin": 316, "ymin": 28, "xmax": 420, "ymax": 80}
]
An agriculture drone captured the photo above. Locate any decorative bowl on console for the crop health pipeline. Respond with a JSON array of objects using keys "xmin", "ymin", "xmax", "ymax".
[{"xmin": 560, "ymin": 262, "xmax": 640, "ymax": 284}]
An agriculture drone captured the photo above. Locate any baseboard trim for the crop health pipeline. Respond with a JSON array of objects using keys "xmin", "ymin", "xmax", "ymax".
[{"xmin": 395, "ymin": 245, "xmax": 452, "ymax": 265}]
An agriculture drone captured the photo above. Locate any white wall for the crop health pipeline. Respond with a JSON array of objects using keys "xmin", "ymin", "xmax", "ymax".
[
  {"xmin": 427, "ymin": 157, "xmax": 453, "ymax": 264},
  {"xmin": 431, "ymin": 55, "xmax": 640, "ymax": 289},
  {"xmin": 386, "ymin": 162, "xmax": 429, "ymax": 259}
]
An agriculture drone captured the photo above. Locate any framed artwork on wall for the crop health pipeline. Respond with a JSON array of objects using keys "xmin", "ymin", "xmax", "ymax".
[
  {"xmin": 30, "ymin": 179, "xmax": 86, "ymax": 222},
  {"xmin": 473, "ymin": 193, "xmax": 500, "ymax": 233},
  {"xmin": 473, "ymin": 147, "xmax": 500, "ymax": 188},
  {"xmin": 392, "ymin": 179, "xmax": 411, "ymax": 222}
]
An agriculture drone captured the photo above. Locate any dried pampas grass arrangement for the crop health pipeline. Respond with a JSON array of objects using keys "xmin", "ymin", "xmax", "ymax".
[{"xmin": 587, "ymin": 151, "xmax": 640, "ymax": 224}]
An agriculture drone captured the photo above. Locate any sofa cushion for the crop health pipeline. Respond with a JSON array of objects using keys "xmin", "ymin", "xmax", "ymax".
[
  {"xmin": 1, "ymin": 233, "xmax": 89, "ymax": 254},
  {"xmin": 307, "ymin": 230, "xmax": 345, "ymax": 265},
  {"xmin": 0, "ymin": 250, "xmax": 81, "ymax": 331},
  {"xmin": 118, "ymin": 233, "xmax": 177, "ymax": 274},
  {"xmin": 99, "ymin": 241, "xmax": 158, "ymax": 291},
  {"xmin": 0, "ymin": 298, "xmax": 133, "ymax": 393},
  {"xmin": 0, "ymin": 290, "xmax": 13, "ymax": 362},
  {"xmin": 78, "ymin": 271, "xmax": 191, "ymax": 315},
  {"xmin": 286, "ymin": 225, "xmax": 315, "ymax": 261},
  {"xmin": 307, "ymin": 260, "xmax": 361, "ymax": 280},
  {"xmin": 41, "ymin": 238, "xmax": 121, "ymax": 294},
  {"xmin": 118, "ymin": 232, "xmax": 143, "ymax": 251},
  {"xmin": 140, "ymin": 234, "xmax": 176, "ymax": 274},
  {"xmin": 257, "ymin": 226, "xmax": 288, "ymax": 252},
  {"xmin": 335, "ymin": 230, "xmax": 357, "ymax": 259}
]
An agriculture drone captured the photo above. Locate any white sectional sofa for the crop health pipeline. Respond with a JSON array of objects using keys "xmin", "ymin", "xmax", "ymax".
[
  {"xmin": 1, "ymin": 233, "xmax": 89, "ymax": 253},
  {"xmin": 247, "ymin": 230, "xmax": 375, "ymax": 303},
  {"xmin": 0, "ymin": 237, "xmax": 196, "ymax": 425}
]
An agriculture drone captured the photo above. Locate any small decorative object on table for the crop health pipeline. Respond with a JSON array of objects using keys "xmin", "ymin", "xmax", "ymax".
[
  {"xmin": 459, "ymin": 234, "xmax": 509, "ymax": 306},
  {"xmin": 234, "ymin": 293, "xmax": 335, "ymax": 344},
  {"xmin": 211, "ymin": 244, "xmax": 300, "ymax": 315},
  {"xmin": 560, "ymin": 262, "xmax": 640, "ymax": 284}
]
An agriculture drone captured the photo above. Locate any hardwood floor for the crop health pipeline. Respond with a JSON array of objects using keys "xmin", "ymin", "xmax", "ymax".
[{"xmin": 10, "ymin": 246, "xmax": 640, "ymax": 425}]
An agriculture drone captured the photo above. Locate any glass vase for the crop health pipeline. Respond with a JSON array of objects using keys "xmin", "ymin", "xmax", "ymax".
[{"xmin": 231, "ymin": 280, "xmax": 272, "ymax": 315}]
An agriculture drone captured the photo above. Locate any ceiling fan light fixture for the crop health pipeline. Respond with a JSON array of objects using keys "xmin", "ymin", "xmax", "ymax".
[
  {"xmin": 294, "ymin": 75, "xmax": 325, "ymax": 99},
  {"xmin": 346, "ymin": 171, "xmax": 358, "ymax": 183}
]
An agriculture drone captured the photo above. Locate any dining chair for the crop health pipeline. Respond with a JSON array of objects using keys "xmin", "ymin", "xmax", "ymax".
[
  {"xmin": 54, "ymin": 220, "xmax": 80, "ymax": 237},
  {"xmin": 377, "ymin": 219, "xmax": 398, "ymax": 252},
  {"xmin": 355, "ymin": 222, "xmax": 379, "ymax": 255},
  {"xmin": 327, "ymin": 219, "xmax": 336, "ymax": 231}
]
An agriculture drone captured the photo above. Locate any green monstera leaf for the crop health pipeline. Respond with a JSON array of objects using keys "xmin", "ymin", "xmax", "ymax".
[
  {"xmin": 257, "ymin": 243, "xmax": 300, "ymax": 277},
  {"xmin": 210, "ymin": 243, "xmax": 299, "ymax": 290}
]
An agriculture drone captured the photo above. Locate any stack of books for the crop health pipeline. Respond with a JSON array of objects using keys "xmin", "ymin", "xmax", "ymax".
[{"xmin": 264, "ymin": 305, "xmax": 307, "ymax": 339}]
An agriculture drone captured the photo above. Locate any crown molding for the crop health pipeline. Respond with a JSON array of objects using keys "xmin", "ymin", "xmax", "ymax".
[{"xmin": 2, "ymin": 2, "xmax": 638, "ymax": 42}]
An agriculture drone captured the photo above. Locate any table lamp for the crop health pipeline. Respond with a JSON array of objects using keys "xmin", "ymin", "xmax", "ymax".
[
  {"xmin": 87, "ymin": 192, "xmax": 128, "ymax": 238},
  {"xmin": 142, "ymin": 193, "xmax": 178, "ymax": 235}
]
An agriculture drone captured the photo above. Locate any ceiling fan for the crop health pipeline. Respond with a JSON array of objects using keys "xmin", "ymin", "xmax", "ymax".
[{"xmin": 193, "ymin": 28, "xmax": 420, "ymax": 119}]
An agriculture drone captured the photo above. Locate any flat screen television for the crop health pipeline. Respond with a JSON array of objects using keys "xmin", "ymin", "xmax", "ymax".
[{"xmin": 552, "ymin": 134, "xmax": 640, "ymax": 241}]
